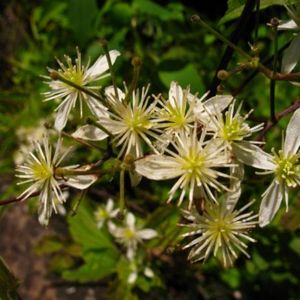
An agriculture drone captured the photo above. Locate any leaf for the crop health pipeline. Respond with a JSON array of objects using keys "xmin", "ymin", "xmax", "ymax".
[
  {"xmin": 62, "ymin": 250, "xmax": 118, "ymax": 282},
  {"xmin": 68, "ymin": 0, "xmax": 98, "ymax": 45},
  {"xmin": 34, "ymin": 235, "xmax": 64, "ymax": 255},
  {"xmin": 68, "ymin": 200, "xmax": 117, "ymax": 252},
  {"xmin": 0, "ymin": 257, "xmax": 20, "ymax": 300},
  {"xmin": 220, "ymin": 0, "xmax": 300, "ymax": 23},
  {"xmin": 133, "ymin": 0, "xmax": 183, "ymax": 22},
  {"xmin": 159, "ymin": 64, "xmax": 204, "ymax": 93}
]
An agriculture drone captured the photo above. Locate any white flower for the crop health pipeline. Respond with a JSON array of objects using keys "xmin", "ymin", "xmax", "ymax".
[
  {"xmin": 182, "ymin": 199, "xmax": 257, "ymax": 267},
  {"xmin": 16, "ymin": 137, "xmax": 97, "ymax": 225},
  {"xmin": 94, "ymin": 198, "xmax": 119, "ymax": 228},
  {"xmin": 108, "ymin": 212, "xmax": 157, "ymax": 260},
  {"xmin": 76, "ymin": 85, "xmax": 159, "ymax": 158},
  {"xmin": 192, "ymin": 93, "xmax": 233, "ymax": 130},
  {"xmin": 234, "ymin": 108, "xmax": 300, "ymax": 227},
  {"xmin": 44, "ymin": 48, "xmax": 120, "ymax": 131},
  {"xmin": 154, "ymin": 81, "xmax": 195, "ymax": 133},
  {"xmin": 208, "ymin": 100, "xmax": 263, "ymax": 154},
  {"xmin": 278, "ymin": 4, "xmax": 300, "ymax": 82},
  {"xmin": 135, "ymin": 126, "xmax": 232, "ymax": 207}
]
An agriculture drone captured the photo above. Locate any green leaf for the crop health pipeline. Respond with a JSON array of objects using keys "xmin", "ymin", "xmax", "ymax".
[
  {"xmin": 0, "ymin": 257, "xmax": 20, "ymax": 300},
  {"xmin": 68, "ymin": 200, "xmax": 117, "ymax": 252},
  {"xmin": 159, "ymin": 63, "xmax": 204, "ymax": 93},
  {"xmin": 289, "ymin": 237, "xmax": 300, "ymax": 255},
  {"xmin": 68, "ymin": 0, "xmax": 98, "ymax": 45},
  {"xmin": 133, "ymin": 0, "xmax": 183, "ymax": 21},
  {"xmin": 34, "ymin": 235, "xmax": 64, "ymax": 255},
  {"xmin": 62, "ymin": 250, "xmax": 118, "ymax": 282},
  {"xmin": 221, "ymin": 0, "xmax": 300, "ymax": 23}
]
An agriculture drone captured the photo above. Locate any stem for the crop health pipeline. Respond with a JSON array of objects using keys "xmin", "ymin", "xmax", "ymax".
[
  {"xmin": 254, "ymin": 0, "xmax": 260, "ymax": 43},
  {"xmin": 257, "ymin": 98, "xmax": 300, "ymax": 141},
  {"xmin": 61, "ymin": 131, "xmax": 104, "ymax": 151},
  {"xmin": 191, "ymin": 15, "xmax": 300, "ymax": 83},
  {"xmin": 205, "ymin": 0, "xmax": 257, "ymax": 96},
  {"xmin": 50, "ymin": 71, "xmax": 107, "ymax": 104},
  {"xmin": 119, "ymin": 169, "xmax": 125, "ymax": 212},
  {"xmin": 270, "ymin": 18, "xmax": 279, "ymax": 123},
  {"xmin": 86, "ymin": 117, "xmax": 113, "ymax": 137},
  {"xmin": 101, "ymin": 40, "xmax": 119, "ymax": 101},
  {"xmin": 124, "ymin": 57, "xmax": 141, "ymax": 103}
]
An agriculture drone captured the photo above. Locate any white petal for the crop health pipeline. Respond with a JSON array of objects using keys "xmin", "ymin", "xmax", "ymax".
[
  {"xmin": 105, "ymin": 86, "xmax": 125, "ymax": 100},
  {"xmin": 281, "ymin": 33, "xmax": 300, "ymax": 73},
  {"xmin": 144, "ymin": 267, "xmax": 154, "ymax": 278},
  {"xmin": 225, "ymin": 162, "xmax": 244, "ymax": 212},
  {"xmin": 85, "ymin": 96, "xmax": 109, "ymax": 118},
  {"xmin": 65, "ymin": 174, "xmax": 97, "ymax": 189},
  {"xmin": 72, "ymin": 125, "xmax": 108, "ymax": 141},
  {"xmin": 284, "ymin": 107, "xmax": 300, "ymax": 155},
  {"xmin": 259, "ymin": 180, "xmax": 283, "ymax": 227},
  {"xmin": 169, "ymin": 81, "xmax": 183, "ymax": 107},
  {"xmin": 232, "ymin": 142, "xmax": 275, "ymax": 170},
  {"xmin": 278, "ymin": 19, "xmax": 298, "ymax": 30},
  {"xmin": 135, "ymin": 155, "xmax": 183, "ymax": 180},
  {"xmin": 54, "ymin": 95, "xmax": 76, "ymax": 131},
  {"xmin": 126, "ymin": 213, "xmax": 136, "ymax": 228},
  {"xmin": 129, "ymin": 170, "xmax": 142, "ymax": 187},
  {"xmin": 86, "ymin": 50, "xmax": 120, "ymax": 79},
  {"xmin": 137, "ymin": 229, "xmax": 157, "ymax": 240},
  {"xmin": 204, "ymin": 95, "xmax": 233, "ymax": 113},
  {"xmin": 128, "ymin": 271, "xmax": 137, "ymax": 284}
]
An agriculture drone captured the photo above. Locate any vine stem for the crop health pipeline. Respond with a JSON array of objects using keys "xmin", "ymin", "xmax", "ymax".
[
  {"xmin": 191, "ymin": 15, "xmax": 300, "ymax": 82},
  {"xmin": 256, "ymin": 98, "xmax": 300, "ymax": 141}
]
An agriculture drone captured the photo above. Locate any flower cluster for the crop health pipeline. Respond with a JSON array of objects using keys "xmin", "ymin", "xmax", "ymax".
[{"xmin": 15, "ymin": 47, "xmax": 300, "ymax": 267}]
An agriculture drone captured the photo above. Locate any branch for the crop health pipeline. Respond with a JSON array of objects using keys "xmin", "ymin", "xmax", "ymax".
[
  {"xmin": 256, "ymin": 98, "xmax": 300, "ymax": 141},
  {"xmin": 208, "ymin": 0, "xmax": 256, "ymax": 96}
]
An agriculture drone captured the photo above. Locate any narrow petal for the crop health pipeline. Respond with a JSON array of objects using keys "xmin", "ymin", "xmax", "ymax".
[
  {"xmin": 86, "ymin": 50, "xmax": 120, "ymax": 79},
  {"xmin": 137, "ymin": 229, "xmax": 157, "ymax": 239},
  {"xmin": 72, "ymin": 125, "xmax": 108, "ymax": 141},
  {"xmin": 278, "ymin": 19, "xmax": 298, "ymax": 30},
  {"xmin": 169, "ymin": 81, "xmax": 183, "ymax": 107},
  {"xmin": 203, "ymin": 95, "xmax": 233, "ymax": 113},
  {"xmin": 126, "ymin": 213, "xmax": 135, "ymax": 228},
  {"xmin": 281, "ymin": 33, "xmax": 300, "ymax": 73},
  {"xmin": 135, "ymin": 155, "xmax": 183, "ymax": 180},
  {"xmin": 54, "ymin": 95, "xmax": 76, "ymax": 131},
  {"xmin": 64, "ymin": 174, "xmax": 97, "ymax": 189},
  {"xmin": 283, "ymin": 107, "xmax": 300, "ymax": 155},
  {"xmin": 232, "ymin": 142, "xmax": 275, "ymax": 170},
  {"xmin": 259, "ymin": 180, "xmax": 283, "ymax": 227}
]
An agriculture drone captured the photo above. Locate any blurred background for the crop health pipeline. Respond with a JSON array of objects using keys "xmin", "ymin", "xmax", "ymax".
[{"xmin": 1, "ymin": 0, "xmax": 300, "ymax": 299}]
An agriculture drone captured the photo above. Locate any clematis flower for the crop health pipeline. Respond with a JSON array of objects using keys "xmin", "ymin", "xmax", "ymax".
[
  {"xmin": 135, "ymin": 126, "xmax": 232, "ymax": 207},
  {"xmin": 234, "ymin": 108, "xmax": 300, "ymax": 226},
  {"xmin": 16, "ymin": 137, "xmax": 97, "ymax": 225},
  {"xmin": 181, "ymin": 199, "xmax": 257, "ymax": 267},
  {"xmin": 108, "ymin": 212, "xmax": 157, "ymax": 260},
  {"xmin": 154, "ymin": 81, "xmax": 195, "ymax": 132},
  {"xmin": 72, "ymin": 85, "xmax": 160, "ymax": 159},
  {"xmin": 44, "ymin": 48, "xmax": 120, "ymax": 131},
  {"xmin": 94, "ymin": 198, "xmax": 119, "ymax": 228},
  {"xmin": 208, "ymin": 100, "xmax": 264, "ymax": 154}
]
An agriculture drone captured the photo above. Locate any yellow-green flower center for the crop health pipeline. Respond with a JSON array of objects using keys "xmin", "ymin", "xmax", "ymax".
[
  {"xmin": 164, "ymin": 103, "xmax": 187, "ymax": 128},
  {"xmin": 33, "ymin": 162, "xmax": 53, "ymax": 181},
  {"xmin": 61, "ymin": 67, "xmax": 84, "ymax": 86},
  {"xmin": 182, "ymin": 151, "xmax": 206, "ymax": 177},
  {"xmin": 220, "ymin": 115, "xmax": 248, "ymax": 141},
  {"xmin": 124, "ymin": 228, "xmax": 136, "ymax": 240},
  {"xmin": 274, "ymin": 150, "xmax": 300, "ymax": 187},
  {"xmin": 95, "ymin": 208, "xmax": 108, "ymax": 221},
  {"xmin": 125, "ymin": 110, "xmax": 151, "ymax": 132}
]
